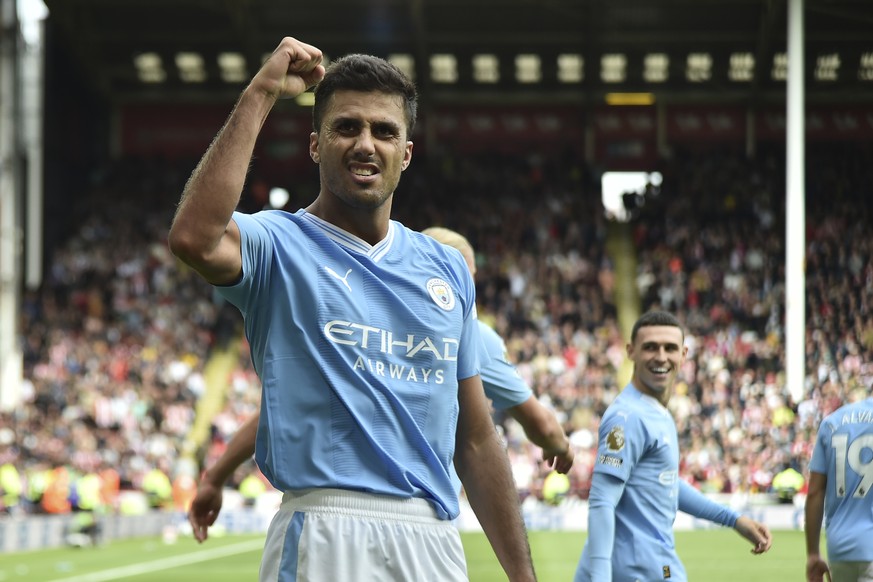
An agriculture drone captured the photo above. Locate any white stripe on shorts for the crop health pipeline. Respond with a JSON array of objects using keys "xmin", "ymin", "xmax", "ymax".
[{"xmin": 260, "ymin": 488, "xmax": 468, "ymax": 582}]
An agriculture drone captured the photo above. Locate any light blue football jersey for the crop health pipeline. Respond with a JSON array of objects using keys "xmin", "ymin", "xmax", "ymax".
[
  {"xmin": 578, "ymin": 383, "xmax": 685, "ymax": 581},
  {"xmin": 476, "ymin": 321, "xmax": 532, "ymax": 410},
  {"xmin": 216, "ymin": 209, "xmax": 481, "ymax": 520},
  {"xmin": 809, "ymin": 397, "xmax": 873, "ymax": 561}
]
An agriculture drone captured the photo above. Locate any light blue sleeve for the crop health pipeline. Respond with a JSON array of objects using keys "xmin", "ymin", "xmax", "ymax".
[
  {"xmin": 476, "ymin": 322, "xmax": 532, "ymax": 410},
  {"xmin": 592, "ymin": 403, "xmax": 644, "ymax": 483},
  {"xmin": 214, "ymin": 211, "xmax": 274, "ymax": 312},
  {"xmin": 678, "ymin": 480, "xmax": 740, "ymax": 527},
  {"xmin": 808, "ymin": 417, "xmax": 833, "ymax": 475},
  {"xmin": 455, "ymin": 261, "xmax": 481, "ymax": 382},
  {"xmin": 576, "ymin": 472, "xmax": 625, "ymax": 582}
]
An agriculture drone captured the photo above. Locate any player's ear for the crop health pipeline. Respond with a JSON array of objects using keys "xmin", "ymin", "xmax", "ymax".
[
  {"xmin": 309, "ymin": 132, "xmax": 320, "ymax": 163},
  {"xmin": 401, "ymin": 141, "xmax": 413, "ymax": 171}
]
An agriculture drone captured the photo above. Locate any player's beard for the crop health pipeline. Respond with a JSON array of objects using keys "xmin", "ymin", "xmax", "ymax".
[{"xmin": 321, "ymin": 167, "xmax": 397, "ymax": 212}]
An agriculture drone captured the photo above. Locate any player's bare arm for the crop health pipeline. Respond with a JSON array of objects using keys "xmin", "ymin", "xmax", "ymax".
[
  {"xmin": 454, "ymin": 375, "xmax": 537, "ymax": 582},
  {"xmin": 508, "ymin": 397, "xmax": 574, "ymax": 474},
  {"xmin": 189, "ymin": 413, "xmax": 259, "ymax": 542},
  {"xmin": 168, "ymin": 37, "xmax": 325, "ymax": 285},
  {"xmin": 804, "ymin": 472, "xmax": 832, "ymax": 582}
]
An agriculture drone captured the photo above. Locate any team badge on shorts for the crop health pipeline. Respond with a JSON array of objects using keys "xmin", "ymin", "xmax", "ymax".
[
  {"xmin": 662, "ymin": 565, "xmax": 671, "ymax": 578},
  {"xmin": 426, "ymin": 278, "xmax": 456, "ymax": 311},
  {"xmin": 606, "ymin": 426, "xmax": 625, "ymax": 452}
]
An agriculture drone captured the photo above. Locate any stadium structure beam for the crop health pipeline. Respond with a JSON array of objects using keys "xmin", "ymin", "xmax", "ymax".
[
  {"xmin": 785, "ymin": 0, "xmax": 806, "ymax": 406},
  {"xmin": 0, "ymin": 0, "xmax": 23, "ymax": 411}
]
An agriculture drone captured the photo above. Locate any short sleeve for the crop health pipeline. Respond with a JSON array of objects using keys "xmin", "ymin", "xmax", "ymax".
[
  {"xmin": 592, "ymin": 406, "xmax": 646, "ymax": 483},
  {"xmin": 808, "ymin": 417, "xmax": 833, "ymax": 475},
  {"xmin": 477, "ymin": 323, "xmax": 532, "ymax": 409},
  {"xmin": 214, "ymin": 211, "xmax": 274, "ymax": 312}
]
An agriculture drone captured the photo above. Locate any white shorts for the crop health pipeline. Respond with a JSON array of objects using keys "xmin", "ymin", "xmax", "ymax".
[
  {"xmin": 830, "ymin": 561, "xmax": 873, "ymax": 582},
  {"xmin": 260, "ymin": 488, "xmax": 468, "ymax": 582}
]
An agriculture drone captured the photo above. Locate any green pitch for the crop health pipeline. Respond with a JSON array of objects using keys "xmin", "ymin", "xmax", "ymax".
[{"xmin": 0, "ymin": 530, "xmax": 810, "ymax": 581}]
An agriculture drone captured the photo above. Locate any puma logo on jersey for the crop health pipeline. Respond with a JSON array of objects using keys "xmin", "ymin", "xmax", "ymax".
[{"xmin": 325, "ymin": 266, "xmax": 353, "ymax": 292}]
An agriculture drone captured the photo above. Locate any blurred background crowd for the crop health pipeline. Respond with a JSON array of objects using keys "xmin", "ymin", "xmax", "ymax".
[{"xmin": 1, "ymin": 140, "xmax": 871, "ymax": 519}]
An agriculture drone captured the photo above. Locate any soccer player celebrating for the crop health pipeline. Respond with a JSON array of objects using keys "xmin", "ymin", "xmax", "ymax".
[
  {"xmin": 169, "ymin": 37, "xmax": 535, "ymax": 582},
  {"xmin": 573, "ymin": 310, "xmax": 772, "ymax": 582},
  {"xmin": 805, "ymin": 393, "xmax": 873, "ymax": 582}
]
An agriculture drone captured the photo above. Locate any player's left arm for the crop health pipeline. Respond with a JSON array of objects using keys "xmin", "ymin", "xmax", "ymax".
[
  {"xmin": 189, "ymin": 413, "xmax": 259, "ymax": 542},
  {"xmin": 455, "ymin": 375, "xmax": 537, "ymax": 582},
  {"xmin": 506, "ymin": 397, "xmax": 574, "ymax": 473},
  {"xmin": 678, "ymin": 481, "xmax": 772, "ymax": 554}
]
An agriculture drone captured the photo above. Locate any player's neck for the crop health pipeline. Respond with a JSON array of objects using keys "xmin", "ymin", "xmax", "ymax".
[
  {"xmin": 631, "ymin": 380, "xmax": 672, "ymax": 407},
  {"xmin": 306, "ymin": 197, "xmax": 392, "ymax": 245}
]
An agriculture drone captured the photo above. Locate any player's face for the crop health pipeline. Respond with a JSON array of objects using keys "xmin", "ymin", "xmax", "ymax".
[
  {"xmin": 627, "ymin": 325, "xmax": 687, "ymax": 404},
  {"xmin": 310, "ymin": 90, "xmax": 413, "ymax": 211}
]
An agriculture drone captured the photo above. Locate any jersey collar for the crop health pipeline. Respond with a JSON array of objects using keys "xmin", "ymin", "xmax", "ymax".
[
  {"xmin": 627, "ymin": 383, "xmax": 671, "ymax": 414},
  {"xmin": 300, "ymin": 211, "xmax": 396, "ymax": 262}
]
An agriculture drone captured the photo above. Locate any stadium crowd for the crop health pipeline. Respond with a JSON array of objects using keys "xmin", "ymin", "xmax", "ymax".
[{"xmin": 1, "ymin": 142, "xmax": 871, "ymax": 520}]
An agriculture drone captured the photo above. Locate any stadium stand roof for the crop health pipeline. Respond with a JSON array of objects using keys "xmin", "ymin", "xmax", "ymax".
[{"xmin": 42, "ymin": 0, "xmax": 873, "ymax": 106}]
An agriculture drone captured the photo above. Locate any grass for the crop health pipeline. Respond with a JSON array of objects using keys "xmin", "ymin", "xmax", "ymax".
[{"xmin": 0, "ymin": 529, "xmax": 809, "ymax": 581}]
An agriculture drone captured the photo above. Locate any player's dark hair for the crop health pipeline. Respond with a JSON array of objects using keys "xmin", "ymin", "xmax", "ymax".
[
  {"xmin": 312, "ymin": 54, "xmax": 418, "ymax": 137},
  {"xmin": 631, "ymin": 311, "xmax": 684, "ymax": 343}
]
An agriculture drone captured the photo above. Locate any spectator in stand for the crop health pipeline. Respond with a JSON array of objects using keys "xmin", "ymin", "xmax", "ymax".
[
  {"xmin": 0, "ymin": 450, "xmax": 22, "ymax": 514},
  {"xmin": 772, "ymin": 462, "xmax": 805, "ymax": 504}
]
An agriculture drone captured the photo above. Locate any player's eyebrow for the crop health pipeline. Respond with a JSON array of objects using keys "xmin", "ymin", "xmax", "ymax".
[
  {"xmin": 641, "ymin": 341, "xmax": 681, "ymax": 351},
  {"xmin": 371, "ymin": 120, "xmax": 402, "ymax": 135},
  {"xmin": 331, "ymin": 116, "xmax": 361, "ymax": 129},
  {"xmin": 331, "ymin": 117, "xmax": 402, "ymax": 135}
]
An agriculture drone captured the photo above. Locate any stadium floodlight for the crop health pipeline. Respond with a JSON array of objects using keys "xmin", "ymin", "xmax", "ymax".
[
  {"xmin": 685, "ymin": 53, "xmax": 712, "ymax": 82},
  {"xmin": 430, "ymin": 54, "xmax": 458, "ymax": 83},
  {"xmin": 515, "ymin": 54, "xmax": 541, "ymax": 84},
  {"xmin": 644, "ymin": 53, "xmax": 669, "ymax": 83},
  {"xmin": 472, "ymin": 54, "xmax": 500, "ymax": 83},
  {"xmin": 388, "ymin": 54, "xmax": 415, "ymax": 81},
  {"xmin": 269, "ymin": 187, "xmax": 290, "ymax": 209},
  {"xmin": 772, "ymin": 52, "xmax": 788, "ymax": 81},
  {"xmin": 860, "ymin": 53, "xmax": 873, "ymax": 81},
  {"xmin": 134, "ymin": 52, "xmax": 166, "ymax": 83},
  {"xmin": 175, "ymin": 52, "xmax": 206, "ymax": 83},
  {"xmin": 814, "ymin": 53, "xmax": 840, "ymax": 81},
  {"xmin": 729, "ymin": 52, "xmax": 755, "ymax": 82},
  {"xmin": 601, "ymin": 54, "xmax": 627, "ymax": 83},
  {"xmin": 218, "ymin": 52, "xmax": 247, "ymax": 83},
  {"xmin": 557, "ymin": 54, "xmax": 583, "ymax": 83}
]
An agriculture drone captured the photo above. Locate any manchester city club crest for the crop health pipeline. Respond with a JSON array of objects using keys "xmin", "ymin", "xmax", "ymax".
[{"xmin": 426, "ymin": 278, "xmax": 456, "ymax": 311}]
